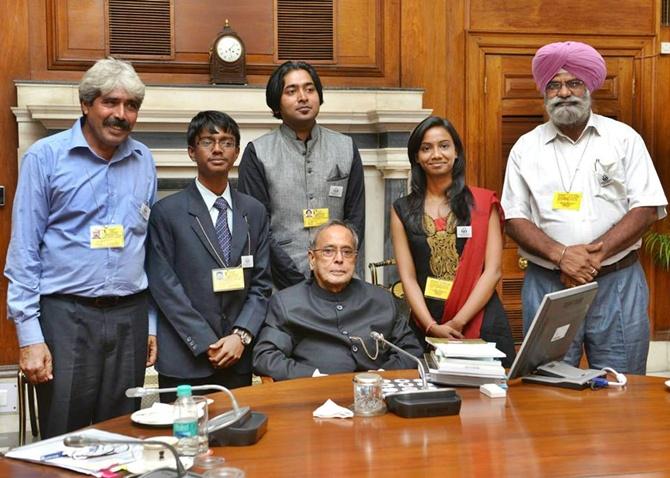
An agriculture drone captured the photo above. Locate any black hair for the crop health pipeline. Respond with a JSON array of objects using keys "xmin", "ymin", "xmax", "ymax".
[
  {"xmin": 187, "ymin": 110, "xmax": 240, "ymax": 148},
  {"xmin": 404, "ymin": 115, "xmax": 473, "ymax": 235},
  {"xmin": 265, "ymin": 61, "xmax": 324, "ymax": 119}
]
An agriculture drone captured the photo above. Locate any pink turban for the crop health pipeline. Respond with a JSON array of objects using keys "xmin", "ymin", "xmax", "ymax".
[{"xmin": 532, "ymin": 41, "xmax": 606, "ymax": 93}]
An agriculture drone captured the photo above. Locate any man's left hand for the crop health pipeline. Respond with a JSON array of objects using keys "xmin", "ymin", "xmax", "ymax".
[
  {"xmin": 208, "ymin": 335, "xmax": 244, "ymax": 369},
  {"xmin": 146, "ymin": 335, "xmax": 157, "ymax": 367}
]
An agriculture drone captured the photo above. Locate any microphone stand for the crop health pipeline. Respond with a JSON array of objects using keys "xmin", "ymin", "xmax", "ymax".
[
  {"xmin": 126, "ymin": 384, "xmax": 266, "ymax": 446},
  {"xmin": 63, "ymin": 435, "xmax": 199, "ymax": 478},
  {"xmin": 126, "ymin": 384, "xmax": 250, "ymax": 431},
  {"xmin": 370, "ymin": 331, "xmax": 429, "ymax": 389},
  {"xmin": 369, "ymin": 331, "xmax": 462, "ymax": 418}
]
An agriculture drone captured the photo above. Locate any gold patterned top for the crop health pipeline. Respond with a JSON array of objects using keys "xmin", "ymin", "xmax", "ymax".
[{"xmin": 422, "ymin": 212, "xmax": 458, "ymax": 281}]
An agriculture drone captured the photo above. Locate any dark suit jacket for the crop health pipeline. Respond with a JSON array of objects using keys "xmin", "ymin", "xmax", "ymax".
[
  {"xmin": 147, "ymin": 181, "xmax": 272, "ymax": 379},
  {"xmin": 253, "ymin": 278, "xmax": 423, "ymax": 381}
]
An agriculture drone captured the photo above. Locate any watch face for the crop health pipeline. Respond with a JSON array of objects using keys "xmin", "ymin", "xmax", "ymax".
[{"xmin": 216, "ymin": 36, "xmax": 243, "ymax": 62}]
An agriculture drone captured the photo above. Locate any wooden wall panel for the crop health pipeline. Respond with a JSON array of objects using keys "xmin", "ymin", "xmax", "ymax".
[
  {"xmin": 174, "ymin": 0, "xmax": 273, "ymax": 60},
  {"xmin": 0, "ymin": 1, "xmax": 30, "ymax": 365},
  {"xmin": 337, "ymin": 0, "xmax": 377, "ymax": 65},
  {"xmin": 48, "ymin": 0, "xmax": 105, "ymax": 65},
  {"xmin": 469, "ymin": 0, "xmax": 656, "ymax": 36},
  {"xmin": 400, "ymin": 0, "xmax": 465, "ymax": 127},
  {"xmin": 36, "ymin": 0, "xmax": 399, "ymax": 86}
]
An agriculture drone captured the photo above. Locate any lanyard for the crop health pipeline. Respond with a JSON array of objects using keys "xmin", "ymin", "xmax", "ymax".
[
  {"xmin": 195, "ymin": 215, "xmax": 251, "ymax": 268},
  {"xmin": 552, "ymin": 129, "xmax": 592, "ymax": 193}
]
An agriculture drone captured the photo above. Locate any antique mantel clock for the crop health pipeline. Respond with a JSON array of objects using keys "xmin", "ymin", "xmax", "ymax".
[{"xmin": 209, "ymin": 19, "xmax": 247, "ymax": 85}]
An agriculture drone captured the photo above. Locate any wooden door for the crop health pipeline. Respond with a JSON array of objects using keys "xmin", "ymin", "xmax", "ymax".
[{"xmin": 474, "ymin": 46, "xmax": 637, "ymax": 343}]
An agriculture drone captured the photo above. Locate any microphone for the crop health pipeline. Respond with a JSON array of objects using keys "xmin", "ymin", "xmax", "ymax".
[
  {"xmin": 63, "ymin": 435, "xmax": 198, "ymax": 478},
  {"xmin": 126, "ymin": 384, "xmax": 266, "ymax": 446},
  {"xmin": 370, "ymin": 331, "xmax": 429, "ymax": 389},
  {"xmin": 369, "ymin": 331, "xmax": 462, "ymax": 418}
]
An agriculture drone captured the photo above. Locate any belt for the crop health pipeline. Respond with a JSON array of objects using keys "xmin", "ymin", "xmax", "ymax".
[
  {"xmin": 50, "ymin": 291, "xmax": 147, "ymax": 308},
  {"xmin": 595, "ymin": 250, "xmax": 639, "ymax": 278}
]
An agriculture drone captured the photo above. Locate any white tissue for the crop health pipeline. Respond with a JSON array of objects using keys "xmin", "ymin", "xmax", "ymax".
[{"xmin": 312, "ymin": 399, "xmax": 354, "ymax": 418}]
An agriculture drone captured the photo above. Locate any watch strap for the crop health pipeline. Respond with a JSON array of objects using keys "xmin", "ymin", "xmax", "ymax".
[{"xmin": 232, "ymin": 327, "xmax": 253, "ymax": 346}]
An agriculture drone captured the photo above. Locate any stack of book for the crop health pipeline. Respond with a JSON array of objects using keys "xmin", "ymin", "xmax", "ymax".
[{"xmin": 424, "ymin": 338, "xmax": 507, "ymax": 387}]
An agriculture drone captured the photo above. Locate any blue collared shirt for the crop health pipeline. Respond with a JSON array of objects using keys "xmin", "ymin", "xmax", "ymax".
[{"xmin": 5, "ymin": 118, "xmax": 157, "ymax": 346}]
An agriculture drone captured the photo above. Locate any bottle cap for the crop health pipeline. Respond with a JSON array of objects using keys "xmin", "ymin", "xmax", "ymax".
[{"xmin": 176, "ymin": 384, "xmax": 192, "ymax": 398}]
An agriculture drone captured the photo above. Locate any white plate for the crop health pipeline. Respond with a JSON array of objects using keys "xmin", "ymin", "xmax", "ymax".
[
  {"xmin": 131, "ymin": 400, "xmax": 213, "ymax": 427},
  {"xmin": 665, "ymin": 379, "xmax": 670, "ymax": 390}
]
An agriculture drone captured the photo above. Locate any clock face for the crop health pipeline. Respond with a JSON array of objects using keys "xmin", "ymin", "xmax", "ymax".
[{"xmin": 216, "ymin": 36, "xmax": 243, "ymax": 63}]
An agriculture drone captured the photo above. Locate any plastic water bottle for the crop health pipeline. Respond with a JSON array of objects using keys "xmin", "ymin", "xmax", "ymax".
[{"xmin": 173, "ymin": 384, "xmax": 199, "ymax": 456}]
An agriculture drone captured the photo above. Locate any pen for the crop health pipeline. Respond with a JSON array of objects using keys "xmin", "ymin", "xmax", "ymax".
[{"xmin": 41, "ymin": 451, "xmax": 67, "ymax": 461}]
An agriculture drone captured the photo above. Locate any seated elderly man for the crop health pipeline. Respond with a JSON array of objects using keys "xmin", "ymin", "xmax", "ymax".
[{"xmin": 253, "ymin": 220, "xmax": 423, "ymax": 380}]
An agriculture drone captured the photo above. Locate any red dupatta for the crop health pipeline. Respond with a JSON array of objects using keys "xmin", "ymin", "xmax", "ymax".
[{"xmin": 440, "ymin": 187, "xmax": 503, "ymax": 338}]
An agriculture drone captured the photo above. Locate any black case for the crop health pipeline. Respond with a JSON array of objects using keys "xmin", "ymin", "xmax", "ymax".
[{"xmin": 385, "ymin": 389, "xmax": 461, "ymax": 418}]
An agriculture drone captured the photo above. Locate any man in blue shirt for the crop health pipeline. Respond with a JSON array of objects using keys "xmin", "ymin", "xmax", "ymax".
[{"xmin": 4, "ymin": 58, "xmax": 157, "ymax": 438}]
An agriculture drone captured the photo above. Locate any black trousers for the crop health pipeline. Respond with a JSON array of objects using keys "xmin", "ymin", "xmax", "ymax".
[
  {"xmin": 36, "ymin": 293, "xmax": 148, "ymax": 438},
  {"xmin": 158, "ymin": 370, "xmax": 251, "ymax": 404}
]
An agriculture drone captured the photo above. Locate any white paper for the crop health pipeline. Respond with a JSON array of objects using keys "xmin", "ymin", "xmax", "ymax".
[
  {"xmin": 4, "ymin": 428, "xmax": 139, "ymax": 476},
  {"xmin": 313, "ymin": 399, "xmax": 354, "ymax": 418},
  {"xmin": 433, "ymin": 342, "xmax": 507, "ymax": 359},
  {"xmin": 5, "ymin": 427, "xmax": 194, "ymax": 477}
]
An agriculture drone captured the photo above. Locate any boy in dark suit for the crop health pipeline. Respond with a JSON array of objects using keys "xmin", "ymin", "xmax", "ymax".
[{"xmin": 147, "ymin": 111, "xmax": 272, "ymax": 400}]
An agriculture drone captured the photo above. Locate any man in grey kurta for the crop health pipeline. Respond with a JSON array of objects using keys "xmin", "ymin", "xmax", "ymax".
[
  {"xmin": 238, "ymin": 61, "xmax": 365, "ymax": 289},
  {"xmin": 253, "ymin": 221, "xmax": 422, "ymax": 381}
]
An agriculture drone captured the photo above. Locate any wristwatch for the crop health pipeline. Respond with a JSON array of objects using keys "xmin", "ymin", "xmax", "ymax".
[{"xmin": 232, "ymin": 327, "xmax": 253, "ymax": 346}]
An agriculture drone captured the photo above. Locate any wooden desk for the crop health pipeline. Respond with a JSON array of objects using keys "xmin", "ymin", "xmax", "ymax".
[{"xmin": 3, "ymin": 371, "xmax": 670, "ymax": 477}]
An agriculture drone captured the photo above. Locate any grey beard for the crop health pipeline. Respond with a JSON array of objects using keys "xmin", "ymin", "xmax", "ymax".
[{"xmin": 545, "ymin": 91, "xmax": 591, "ymax": 127}]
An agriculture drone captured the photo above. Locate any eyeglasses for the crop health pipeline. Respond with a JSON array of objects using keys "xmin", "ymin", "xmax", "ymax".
[
  {"xmin": 545, "ymin": 79, "xmax": 586, "ymax": 93},
  {"xmin": 197, "ymin": 138, "xmax": 237, "ymax": 150},
  {"xmin": 311, "ymin": 247, "xmax": 357, "ymax": 259},
  {"xmin": 70, "ymin": 444, "xmax": 129, "ymax": 460}
]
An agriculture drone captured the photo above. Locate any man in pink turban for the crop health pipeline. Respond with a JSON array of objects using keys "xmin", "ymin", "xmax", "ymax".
[
  {"xmin": 532, "ymin": 41, "xmax": 606, "ymax": 94},
  {"xmin": 501, "ymin": 41, "xmax": 667, "ymax": 374}
]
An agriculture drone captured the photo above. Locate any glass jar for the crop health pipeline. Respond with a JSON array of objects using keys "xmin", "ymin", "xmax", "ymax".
[{"xmin": 353, "ymin": 373, "xmax": 385, "ymax": 416}]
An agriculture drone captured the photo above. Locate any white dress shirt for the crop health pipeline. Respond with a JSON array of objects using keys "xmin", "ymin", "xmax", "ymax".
[
  {"xmin": 195, "ymin": 178, "xmax": 233, "ymax": 235},
  {"xmin": 501, "ymin": 113, "xmax": 667, "ymax": 269}
]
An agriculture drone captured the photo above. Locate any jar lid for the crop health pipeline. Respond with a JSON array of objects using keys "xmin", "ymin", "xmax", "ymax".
[{"xmin": 353, "ymin": 372, "xmax": 382, "ymax": 384}]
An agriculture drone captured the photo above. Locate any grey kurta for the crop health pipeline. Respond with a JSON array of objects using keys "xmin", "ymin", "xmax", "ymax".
[
  {"xmin": 238, "ymin": 124, "xmax": 365, "ymax": 289},
  {"xmin": 253, "ymin": 278, "xmax": 423, "ymax": 380}
]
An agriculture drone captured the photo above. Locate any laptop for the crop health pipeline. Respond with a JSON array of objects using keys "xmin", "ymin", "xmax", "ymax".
[{"xmin": 507, "ymin": 281, "xmax": 605, "ymax": 389}]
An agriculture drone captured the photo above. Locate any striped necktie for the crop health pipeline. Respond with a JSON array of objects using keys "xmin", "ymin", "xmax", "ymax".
[{"xmin": 213, "ymin": 197, "xmax": 232, "ymax": 265}]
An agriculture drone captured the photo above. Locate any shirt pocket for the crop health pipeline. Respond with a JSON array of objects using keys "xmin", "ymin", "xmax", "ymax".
[{"xmin": 593, "ymin": 159, "xmax": 626, "ymax": 202}]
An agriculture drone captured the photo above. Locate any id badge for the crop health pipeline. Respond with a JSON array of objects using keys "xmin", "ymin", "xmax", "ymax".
[
  {"xmin": 139, "ymin": 202, "xmax": 151, "ymax": 221},
  {"xmin": 328, "ymin": 185, "xmax": 344, "ymax": 198},
  {"xmin": 552, "ymin": 192, "xmax": 582, "ymax": 211},
  {"xmin": 303, "ymin": 208, "xmax": 329, "ymax": 228},
  {"xmin": 212, "ymin": 267, "xmax": 245, "ymax": 292},
  {"xmin": 456, "ymin": 226, "xmax": 472, "ymax": 238},
  {"xmin": 90, "ymin": 225, "xmax": 125, "ymax": 249},
  {"xmin": 424, "ymin": 277, "xmax": 453, "ymax": 300},
  {"xmin": 241, "ymin": 255, "xmax": 254, "ymax": 269}
]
